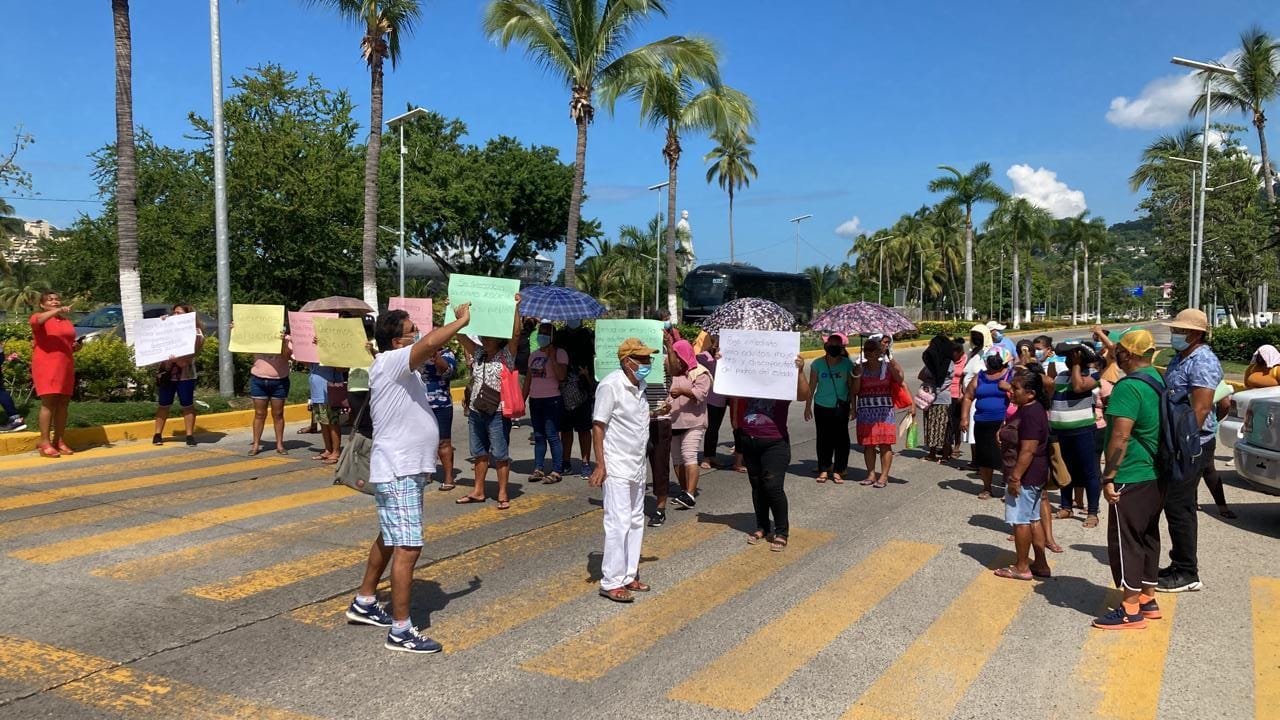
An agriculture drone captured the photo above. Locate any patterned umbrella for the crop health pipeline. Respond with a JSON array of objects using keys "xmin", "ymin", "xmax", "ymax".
[
  {"xmin": 299, "ymin": 296, "xmax": 373, "ymax": 315},
  {"xmin": 700, "ymin": 297, "xmax": 795, "ymax": 333},
  {"xmin": 517, "ymin": 285, "xmax": 607, "ymax": 322},
  {"xmin": 810, "ymin": 302, "xmax": 916, "ymax": 337}
]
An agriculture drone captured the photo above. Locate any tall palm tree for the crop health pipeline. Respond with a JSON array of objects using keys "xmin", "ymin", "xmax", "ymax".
[
  {"xmin": 1052, "ymin": 212, "xmax": 1108, "ymax": 322},
  {"xmin": 112, "ymin": 0, "xmax": 143, "ymax": 338},
  {"xmin": 986, "ymin": 198, "xmax": 1051, "ymax": 329},
  {"xmin": 310, "ymin": 0, "xmax": 422, "ymax": 308},
  {"xmin": 1129, "ymin": 126, "xmax": 1204, "ymax": 193},
  {"xmin": 1190, "ymin": 25, "xmax": 1280, "ymax": 202},
  {"xmin": 928, "ymin": 162, "xmax": 1007, "ymax": 320},
  {"xmin": 705, "ymin": 128, "xmax": 757, "ymax": 264},
  {"xmin": 606, "ymin": 53, "xmax": 754, "ymax": 318},
  {"xmin": 484, "ymin": 0, "xmax": 714, "ymax": 289},
  {"xmin": 803, "ymin": 264, "xmax": 843, "ymax": 309}
]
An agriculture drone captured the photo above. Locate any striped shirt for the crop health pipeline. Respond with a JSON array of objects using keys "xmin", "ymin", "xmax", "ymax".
[{"xmin": 1050, "ymin": 367, "xmax": 1100, "ymax": 433}]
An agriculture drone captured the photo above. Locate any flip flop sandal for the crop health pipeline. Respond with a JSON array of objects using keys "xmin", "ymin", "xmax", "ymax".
[
  {"xmin": 1046, "ymin": 543, "xmax": 1065, "ymax": 554},
  {"xmin": 599, "ymin": 587, "xmax": 634, "ymax": 603},
  {"xmin": 860, "ymin": 476, "xmax": 877, "ymax": 486},
  {"xmin": 746, "ymin": 531, "xmax": 767, "ymax": 545},
  {"xmin": 496, "ymin": 500, "xmax": 511, "ymax": 510},
  {"xmin": 455, "ymin": 495, "xmax": 486, "ymax": 505},
  {"xmin": 832, "ymin": 474, "xmax": 845, "ymax": 484},
  {"xmin": 248, "ymin": 447, "xmax": 262, "ymax": 457},
  {"xmin": 873, "ymin": 478, "xmax": 887, "ymax": 489},
  {"xmin": 977, "ymin": 491, "xmax": 992, "ymax": 500},
  {"xmin": 1054, "ymin": 509, "xmax": 1074, "ymax": 520},
  {"xmin": 993, "ymin": 566, "xmax": 1033, "ymax": 581},
  {"xmin": 276, "ymin": 448, "xmax": 289, "ymax": 455},
  {"xmin": 770, "ymin": 536, "xmax": 788, "ymax": 552},
  {"xmin": 529, "ymin": 470, "xmax": 545, "ymax": 483},
  {"xmin": 1082, "ymin": 515, "xmax": 1100, "ymax": 529},
  {"xmin": 437, "ymin": 483, "xmax": 457, "ymax": 491},
  {"xmin": 816, "ymin": 474, "xmax": 828, "ymax": 483},
  {"xmin": 543, "ymin": 473, "xmax": 562, "ymax": 485},
  {"xmin": 733, "ymin": 466, "xmax": 747, "ymax": 474}
]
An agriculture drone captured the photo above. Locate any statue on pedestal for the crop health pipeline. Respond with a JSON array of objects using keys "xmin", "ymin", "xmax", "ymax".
[{"xmin": 676, "ymin": 209, "xmax": 695, "ymax": 273}]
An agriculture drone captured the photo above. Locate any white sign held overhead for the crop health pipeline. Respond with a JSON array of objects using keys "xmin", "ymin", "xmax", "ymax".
[
  {"xmin": 713, "ymin": 329, "xmax": 801, "ymax": 402},
  {"xmin": 132, "ymin": 313, "xmax": 198, "ymax": 368}
]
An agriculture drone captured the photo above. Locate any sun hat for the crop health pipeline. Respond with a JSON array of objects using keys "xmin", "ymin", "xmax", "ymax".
[
  {"xmin": 616, "ymin": 338, "xmax": 656, "ymax": 360},
  {"xmin": 1167, "ymin": 308, "xmax": 1210, "ymax": 333},
  {"xmin": 985, "ymin": 320, "xmax": 1007, "ymax": 332},
  {"xmin": 825, "ymin": 332, "xmax": 848, "ymax": 346}
]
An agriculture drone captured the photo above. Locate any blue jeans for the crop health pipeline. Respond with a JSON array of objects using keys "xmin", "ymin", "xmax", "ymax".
[
  {"xmin": 468, "ymin": 410, "xmax": 512, "ymax": 462},
  {"xmin": 1058, "ymin": 429, "xmax": 1101, "ymax": 515},
  {"xmin": 530, "ymin": 396, "xmax": 564, "ymax": 473}
]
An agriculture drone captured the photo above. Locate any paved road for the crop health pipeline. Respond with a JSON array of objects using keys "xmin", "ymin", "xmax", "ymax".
[{"xmin": 0, "ymin": 323, "xmax": 1274, "ymax": 719}]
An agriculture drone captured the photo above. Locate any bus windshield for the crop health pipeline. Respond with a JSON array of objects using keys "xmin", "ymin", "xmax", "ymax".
[{"xmin": 684, "ymin": 275, "xmax": 726, "ymax": 308}]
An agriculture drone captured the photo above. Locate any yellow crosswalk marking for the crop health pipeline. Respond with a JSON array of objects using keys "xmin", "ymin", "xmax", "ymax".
[
  {"xmin": 1254, "ymin": 578, "xmax": 1280, "ymax": 720},
  {"xmin": 187, "ymin": 492, "xmax": 571, "ymax": 601},
  {"xmin": 2, "ymin": 448, "xmax": 234, "ymax": 487},
  {"xmin": 431, "ymin": 515, "xmax": 728, "ymax": 654},
  {"xmin": 0, "ymin": 442, "xmax": 164, "ymax": 473},
  {"xmin": 10, "ymin": 486, "xmax": 354, "ymax": 564},
  {"xmin": 670, "ymin": 539, "xmax": 941, "ymax": 712},
  {"xmin": 1074, "ymin": 590, "xmax": 1177, "ymax": 719},
  {"xmin": 290, "ymin": 510, "xmax": 605, "ymax": 629},
  {"xmin": 0, "ymin": 456, "xmax": 294, "ymax": 512},
  {"xmin": 842, "ymin": 552, "xmax": 1037, "ymax": 720},
  {"xmin": 0, "ymin": 635, "xmax": 316, "ymax": 719},
  {"xmin": 522, "ymin": 528, "xmax": 832, "ymax": 682}
]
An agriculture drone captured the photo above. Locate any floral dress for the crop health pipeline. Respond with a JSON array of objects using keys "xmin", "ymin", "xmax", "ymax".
[{"xmin": 856, "ymin": 362, "xmax": 897, "ymax": 446}]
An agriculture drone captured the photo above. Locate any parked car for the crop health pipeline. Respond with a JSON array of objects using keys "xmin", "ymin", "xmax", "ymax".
[
  {"xmin": 1219, "ymin": 387, "xmax": 1280, "ymax": 451},
  {"xmin": 74, "ymin": 304, "xmax": 217, "ymax": 343},
  {"xmin": 1233, "ymin": 396, "xmax": 1280, "ymax": 495}
]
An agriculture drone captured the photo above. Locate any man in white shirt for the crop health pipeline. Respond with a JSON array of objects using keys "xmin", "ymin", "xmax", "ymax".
[
  {"xmin": 345, "ymin": 303, "xmax": 470, "ymax": 654},
  {"xmin": 590, "ymin": 337, "xmax": 656, "ymax": 603}
]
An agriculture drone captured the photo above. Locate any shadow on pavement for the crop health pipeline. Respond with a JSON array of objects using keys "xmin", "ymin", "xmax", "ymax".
[
  {"xmin": 957, "ymin": 541, "xmax": 1007, "ymax": 569},
  {"xmin": 1201, "ymin": 500, "xmax": 1279, "ymax": 539},
  {"xmin": 967, "ymin": 513, "xmax": 1009, "ymax": 535},
  {"xmin": 696, "ymin": 511, "xmax": 757, "ymax": 533},
  {"xmin": 1034, "ymin": 575, "xmax": 1107, "ymax": 617},
  {"xmin": 1070, "ymin": 543, "xmax": 1110, "ymax": 566},
  {"xmin": 412, "ymin": 577, "xmax": 482, "ymax": 627},
  {"xmin": 938, "ymin": 478, "xmax": 987, "ymax": 496}
]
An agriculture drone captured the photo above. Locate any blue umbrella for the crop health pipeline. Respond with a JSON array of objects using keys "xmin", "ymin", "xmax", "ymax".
[{"xmin": 517, "ymin": 285, "xmax": 607, "ymax": 321}]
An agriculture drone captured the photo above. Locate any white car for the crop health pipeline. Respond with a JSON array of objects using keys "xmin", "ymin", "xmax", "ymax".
[
  {"xmin": 1219, "ymin": 386, "xmax": 1280, "ymax": 450},
  {"xmin": 1233, "ymin": 396, "xmax": 1280, "ymax": 495}
]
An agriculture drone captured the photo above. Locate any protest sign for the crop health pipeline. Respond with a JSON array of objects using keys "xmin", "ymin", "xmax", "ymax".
[
  {"xmin": 388, "ymin": 297, "xmax": 433, "ymax": 334},
  {"xmin": 594, "ymin": 319, "xmax": 665, "ymax": 384},
  {"xmin": 447, "ymin": 275, "xmax": 519, "ymax": 339},
  {"xmin": 314, "ymin": 317, "xmax": 372, "ymax": 369},
  {"xmin": 132, "ymin": 313, "xmax": 198, "ymax": 368},
  {"xmin": 229, "ymin": 304, "xmax": 285, "ymax": 354},
  {"xmin": 287, "ymin": 311, "xmax": 336, "ymax": 364},
  {"xmin": 713, "ymin": 329, "xmax": 801, "ymax": 401}
]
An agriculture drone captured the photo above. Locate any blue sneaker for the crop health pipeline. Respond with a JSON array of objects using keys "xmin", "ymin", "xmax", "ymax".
[
  {"xmin": 385, "ymin": 626, "xmax": 443, "ymax": 654},
  {"xmin": 1092, "ymin": 607, "xmax": 1147, "ymax": 631},
  {"xmin": 1139, "ymin": 599, "xmax": 1163, "ymax": 619},
  {"xmin": 581, "ymin": 462, "xmax": 593, "ymax": 479},
  {"xmin": 345, "ymin": 599, "xmax": 393, "ymax": 627}
]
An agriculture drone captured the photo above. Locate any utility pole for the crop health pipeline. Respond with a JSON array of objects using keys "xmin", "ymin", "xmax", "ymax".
[{"xmin": 208, "ymin": 0, "xmax": 232, "ymax": 397}]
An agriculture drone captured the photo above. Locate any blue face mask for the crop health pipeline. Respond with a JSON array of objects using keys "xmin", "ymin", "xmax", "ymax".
[
  {"xmin": 537, "ymin": 334, "xmax": 552, "ymax": 347},
  {"xmin": 1171, "ymin": 333, "xmax": 1190, "ymax": 352},
  {"xmin": 992, "ymin": 331, "xmax": 1004, "ymax": 342},
  {"xmin": 633, "ymin": 362, "xmax": 653, "ymax": 381}
]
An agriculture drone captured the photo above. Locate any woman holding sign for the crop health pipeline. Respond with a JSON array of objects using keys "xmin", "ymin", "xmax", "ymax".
[
  {"xmin": 30, "ymin": 291, "xmax": 78, "ymax": 458},
  {"xmin": 151, "ymin": 304, "xmax": 205, "ymax": 447},
  {"xmin": 248, "ymin": 333, "xmax": 293, "ymax": 456},
  {"xmin": 456, "ymin": 293, "xmax": 522, "ymax": 509},
  {"xmin": 851, "ymin": 336, "xmax": 904, "ymax": 488}
]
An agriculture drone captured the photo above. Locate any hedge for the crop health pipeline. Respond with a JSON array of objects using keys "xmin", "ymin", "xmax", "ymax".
[{"xmin": 1208, "ymin": 326, "xmax": 1280, "ymax": 364}]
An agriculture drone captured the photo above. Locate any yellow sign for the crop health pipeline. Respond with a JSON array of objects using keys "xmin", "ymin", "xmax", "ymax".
[
  {"xmin": 313, "ymin": 317, "xmax": 372, "ymax": 369},
  {"xmin": 228, "ymin": 304, "xmax": 285, "ymax": 354}
]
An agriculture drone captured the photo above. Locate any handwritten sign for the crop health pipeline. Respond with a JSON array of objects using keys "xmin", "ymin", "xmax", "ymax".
[
  {"xmin": 287, "ymin": 311, "xmax": 336, "ymax": 364},
  {"xmin": 132, "ymin": 313, "xmax": 198, "ymax": 367},
  {"xmin": 447, "ymin": 274, "xmax": 519, "ymax": 339},
  {"xmin": 314, "ymin": 317, "xmax": 372, "ymax": 369},
  {"xmin": 229, "ymin": 304, "xmax": 284, "ymax": 354},
  {"xmin": 594, "ymin": 319, "xmax": 665, "ymax": 384},
  {"xmin": 388, "ymin": 297, "xmax": 434, "ymax": 335},
  {"xmin": 714, "ymin": 329, "xmax": 801, "ymax": 401}
]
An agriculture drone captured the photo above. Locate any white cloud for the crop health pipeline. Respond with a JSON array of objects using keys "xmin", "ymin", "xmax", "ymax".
[
  {"xmin": 1006, "ymin": 165, "xmax": 1087, "ymax": 219},
  {"xmin": 1106, "ymin": 53, "xmax": 1235, "ymax": 129},
  {"xmin": 834, "ymin": 216, "xmax": 861, "ymax": 238}
]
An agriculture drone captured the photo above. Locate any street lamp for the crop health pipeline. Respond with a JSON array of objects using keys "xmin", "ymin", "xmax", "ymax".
[
  {"xmin": 648, "ymin": 182, "xmax": 669, "ymax": 317},
  {"xmin": 1167, "ymin": 155, "xmax": 1202, "ymax": 305},
  {"xmin": 386, "ymin": 107, "xmax": 430, "ymax": 300},
  {"xmin": 208, "ymin": 0, "xmax": 233, "ymax": 396},
  {"xmin": 789, "ymin": 214, "xmax": 812, "ymax": 273}
]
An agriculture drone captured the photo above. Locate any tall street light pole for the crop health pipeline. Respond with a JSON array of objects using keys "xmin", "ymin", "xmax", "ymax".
[
  {"xmin": 208, "ymin": 0, "xmax": 232, "ymax": 397},
  {"xmin": 648, "ymin": 182, "xmax": 669, "ymax": 318},
  {"xmin": 789, "ymin": 214, "xmax": 812, "ymax": 273},
  {"xmin": 385, "ymin": 107, "xmax": 429, "ymax": 300},
  {"xmin": 1167, "ymin": 156, "xmax": 1202, "ymax": 305}
]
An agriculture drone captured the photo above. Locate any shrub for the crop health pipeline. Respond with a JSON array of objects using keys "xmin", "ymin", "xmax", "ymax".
[
  {"xmin": 194, "ymin": 336, "xmax": 258, "ymax": 394},
  {"xmin": 1209, "ymin": 327, "xmax": 1280, "ymax": 363},
  {"xmin": 1, "ymin": 339, "xmax": 32, "ymax": 392},
  {"xmin": 0, "ymin": 322, "xmax": 32, "ymax": 343},
  {"xmin": 75, "ymin": 335, "xmax": 155, "ymax": 401}
]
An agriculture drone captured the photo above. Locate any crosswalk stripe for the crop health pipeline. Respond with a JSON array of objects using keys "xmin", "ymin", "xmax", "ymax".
[
  {"xmin": 0, "ymin": 442, "xmax": 164, "ymax": 473},
  {"xmin": 1, "ymin": 448, "xmax": 235, "ymax": 487},
  {"xmin": 0, "ymin": 456, "xmax": 295, "ymax": 513},
  {"xmin": 1254, "ymin": 578, "xmax": 1280, "ymax": 720},
  {"xmin": 0, "ymin": 635, "xmax": 315, "ymax": 719},
  {"xmin": 669, "ymin": 539, "xmax": 941, "ymax": 712},
  {"xmin": 186, "ymin": 492, "xmax": 571, "ymax": 601},
  {"xmin": 10, "ymin": 486, "xmax": 354, "ymax": 564},
  {"xmin": 521, "ymin": 528, "xmax": 832, "ymax": 682},
  {"xmin": 841, "ymin": 552, "xmax": 1036, "ymax": 720},
  {"xmin": 290, "ymin": 510, "xmax": 605, "ymax": 629},
  {"xmin": 431, "ymin": 515, "xmax": 728, "ymax": 654},
  {"xmin": 1073, "ymin": 590, "xmax": 1177, "ymax": 719}
]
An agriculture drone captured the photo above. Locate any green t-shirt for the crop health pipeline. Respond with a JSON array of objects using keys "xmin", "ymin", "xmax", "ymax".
[
  {"xmin": 1104, "ymin": 366, "xmax": 1164, "ymax": 485},
  {"xmin": 812, "ymin": 356, "xmax": 854, "ymax": 408}
]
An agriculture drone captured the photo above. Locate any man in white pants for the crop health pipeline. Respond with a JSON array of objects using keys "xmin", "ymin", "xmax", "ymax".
[{"xmin": 589, "ymin": 338, "xmax": 655, "ymax": 603}]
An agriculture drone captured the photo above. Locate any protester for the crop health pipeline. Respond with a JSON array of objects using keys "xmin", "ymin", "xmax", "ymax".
[
  {"xmin": 946, "ymin": 338, "xmax": 965, "ymax": 462},
  {"xmin": 960, "ymin": 346, "xmax": 1013, "ymax": 499},
  {"xmin": 987, "ymin": 321, "xmax": 1017, "ymax": 356},
  {"xmin": 917, "ymin": 334, "xmax": 955, "ymax": 464},
  {"xmin": 590, "ymin": 337, "xmax": 657, "ymax": 603},
  {"xmin": 1244, "ymin": 344, "xmax": 1280, "ymax": 388},
  {"xmin": 961, "ymin": 324, "xmax": 993, "ymax": 470},
  {"xmin": 994, "ymin": 367, "xmax": 1052, "ymax": 581},
  {"xmin": 556, "ymin": 320, "xmax": 596, "ymax": 478},
  {"xmin": 1158, "ymin": 309, "xmax": 1223, "ymax": 594},
  {"xmin": 1095, "ymin": 328, "xmax": 1164, "ymax": 629},
  {"xmin": 345, "ymin": 303, "xmax": 471, "ymax": 653},
  {"xmin": 524, "ymin": 322, "xmax": 568, "ymax": 483},
  {"xmin": 735, "ymin": 355, "xmax": 811, "ymax": 551},
  {"xmin": 150, "ymin": 304, "xmax": 205, "ymax": 447},
  {"xmin": 668, "ymin": 339, "xmax": 711, "ymax": 505},
  {"xmin": 456, "ymin": 297, "xmax": 523, "ymax": 509},
  {"xmin": 421, "ymin": 344, "xmax": 458, "ymax": 490},
  {"xmin": 698, "ymin": 335, "xmax": 729, "ymax": 470},
  {"xmin": 805, "ymin": 332, "xmax": 854, "ymax": 481},
  {"xmin": 852, "ymin": 335, "xmax": 903, "ymax": 488},
  {"xmin": 645, "ymin": 334, "xmax": 676, "ymax": 526},
  {"xmin": 1033, "ymin": 335, "xmax": 1056, "ymax": 368},
  {"xmin": 658, "ymin": 310, "xmax": 681, "ymax": 346},
  {"xmin": 1048, "ymin": 341, "xmax": 1103, "ymax": 528},
  {"xmin": 308, "ymin": 363, "xmax": 342, "ymax": 464},
  {"xmin": 30, "ymin": 291, "xmax": 77, "ymax": 457},
  {"xmin": 248, "ymin": 330, "xmax": 292, "ymax": 456}
]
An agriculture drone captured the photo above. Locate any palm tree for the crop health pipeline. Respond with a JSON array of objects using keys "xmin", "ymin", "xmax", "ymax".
[
  {"xmin": 606, "ymin": 53, "xmax": 754, "ymax": 318},
  {"xmin": 310, "ymin": 0, "xmax": 422, "ymax": 308},
  {"xmin": 1190, "ymin": 25, "xmax": 1280, "ymax": 202},
  {"xmin": 925, "ymin": 201, "xmax": 968, "ymax": 315},
  {"xmin": 484, "ymin": 0, "xmax": 713, "ymax": 289},
  {"xmin": 705, "ymin": 128, "xmax": 757, "ymax": 265},
  {"xmin": 803, "ymin": 264, "xmax": 843, "ymax": 309},
  {"xmin": 928, "ymin": 162, "xmax": 1007, "ymax": 320},
  {"xmin": 1052, "ymin": 212, "xmax": 1108, "ymax": 323},
  {"xmin": 986, "ymin": 198, "xmax": 1051, "ymax": 329},
  {"xmin": 1129, "ymin": 126, "xmax": 1204, "ymax": 193},
  {"xmin": 112, "ymin": 0, "xmax": 143, "ymax": 338},
  {"xmin": 0, "ymin": 260, "xmax": 50, "ymax": 313}
]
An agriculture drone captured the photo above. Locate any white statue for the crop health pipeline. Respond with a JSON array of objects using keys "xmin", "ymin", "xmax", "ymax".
[{"xmin": 676, "ymin": 209, "xmax": 695, "ymax": 273}]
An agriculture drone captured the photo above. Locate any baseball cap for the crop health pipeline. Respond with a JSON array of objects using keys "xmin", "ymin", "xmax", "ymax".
[
  {"xmin": 616, "ymin": 337, "xmax": 656, "ymax": 360},
  {"xmin": 1167, "ymin": 308, "xmax": 1210, "ymax": 333},
  {"xmin": 1117, "ymin": 328, "xmax": 1156, "ymax": 356},
  {"xmin": 1107, "ymin": 326, "xmax": 1137, "ymax": 343},
  {"xmin": 985, "ymin": 321, "xmax": 1007, "ymax": 332}
]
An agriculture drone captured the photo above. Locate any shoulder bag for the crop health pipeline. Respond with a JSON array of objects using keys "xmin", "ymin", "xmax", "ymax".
[
  {"xmin": 470, "ymin": 351, "xmax": 502, "ymax": 416},
  {"xmin": 333, "ymin": 400, "xmax": 374, "ymax": 496}
]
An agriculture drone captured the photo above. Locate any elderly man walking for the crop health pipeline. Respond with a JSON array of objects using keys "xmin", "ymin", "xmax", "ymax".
[{"xmin": 590, "ymin": 338, "xmax": 657, "ymax": 603}]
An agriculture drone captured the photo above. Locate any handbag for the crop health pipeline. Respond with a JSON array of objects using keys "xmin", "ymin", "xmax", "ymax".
[
  {"xmin": 333, "ymin": 401, "xmax": 374, "ymax": 495},
  {"xmin": 913, "ymin": 386, "xmax": 936, "ymax": 410},
  {"xmin": 470, "ymin": 352, "xmax": 502, "ymax": 416},
  {"xmin": 561, "ymin": 366, "xmax": 588, "ymax": 411},
  {"xmin": 1046, "ymin": 437, "xmax": 1069, "ymax": 491},
  {"xmin": 501, "ymin": 364, "xmax": 526, "ymax": 419},
  {"xmin": 326, "ymin": 381, "xmax": 350, "ymax": 411}
]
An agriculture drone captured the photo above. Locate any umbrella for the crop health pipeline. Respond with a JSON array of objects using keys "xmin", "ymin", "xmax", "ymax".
[
  {"xmin": 810, "ymin": 302, "xmax": 916, "ymax": 337},
  {"xmin": 700, "ymin": 297, "xmax": 795, "ymax": 333},
  {"xmin": 517, "ymin": 285, "xmax": 606, "ymax": 322},
  {"xmin": 299, "ymin": 296, "xmax": 373, "ymax": 315}
]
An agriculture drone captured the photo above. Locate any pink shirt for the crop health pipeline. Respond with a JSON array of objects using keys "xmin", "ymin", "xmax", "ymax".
[
  {"xmin": 669, "ymin": 368, "xmax": 711, "ymax": 430},
  {"xmin": 528, "ymin": 348, "xmax": 568, "ymax": 399},
  {"xmin": 251, "ymin": 341, "xmax": 293, "ymax": 379}
]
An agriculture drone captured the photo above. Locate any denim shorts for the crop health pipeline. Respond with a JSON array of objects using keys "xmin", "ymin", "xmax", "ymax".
[
  {"xmin": 373, "ymin": 474, "xmax": 429, "ymax": 547},
  {"xmin": 250, "ymin": 375, "xmax": 290, "ymax": 401},
  {"xmin": 1004, "ymin": 483, "xmax": 1044, "ymax": 526},
  {"xmin": 157, "ymin": 379, "xmax": 196, "ymax": 408},
  {"xmin": 468, "ymin": 410, "xmax": 512, "ymax": 462},
  {"xmin": 433, "ymin": 404, "xmax": 454, "ymax": 441}
]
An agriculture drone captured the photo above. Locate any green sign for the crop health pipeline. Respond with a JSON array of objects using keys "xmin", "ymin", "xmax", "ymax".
[
  {"xmin": 594, "ymin": 319, "xmax": 665, "ymax": 384},
  {"xmin": 447, "ymin": 274, "xmax": 521, "ymax": 340}
]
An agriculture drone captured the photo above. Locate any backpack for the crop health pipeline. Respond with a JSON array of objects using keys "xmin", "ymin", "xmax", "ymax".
[{"xmin": 1116, "ymin": 371, "xmax": 1201, "ymax": 486}]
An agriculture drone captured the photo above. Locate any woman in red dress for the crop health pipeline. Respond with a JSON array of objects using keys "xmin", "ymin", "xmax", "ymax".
[
  {"xmin": 30, "ymin": 291, "xmax": 77, "ymax": 457},
  {"xmin": 852, "ymin": 336, "xmax": 904, "ymax": 488}
]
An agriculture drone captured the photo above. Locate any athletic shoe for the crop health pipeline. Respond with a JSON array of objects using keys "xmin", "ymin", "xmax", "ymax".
[
  {"xmin": 0, "ymin": 418, "xmax": 26, "ymax": 433},
  {"xmin": 185, "ymin": 435, "xmax": 197, "ymax": 447},
  {"xmin": 1092, "ymin": 607, "xmax": 1148, "ymax": 630},
  {"xmin": 648, "ymin": 509, "xmax": 666, "ymax": 527},
  {"xmin": 670, "ymin": 491, "xmax": 696, "ymax": 509},
  {"xmin": 1139, "ymin": 599, "xmax": 1163, "ymax": 619},
  {"xmin": 345, "ymin": 600, "xmax": 394, "ymax": 627},
  {"xmin": 152, "ymin": 433, "xmax": 163, "ymax": 446},
  {"xmin": 1156, "ymin": 572, "xmax": 1204, "ymax": 593},
  {"xmin": 385, "ymin": 626, "xmax": 443, "ymax": 654},
  {"xmin": 1158, "ymin": 565, "xmax": 1175, "ymax": 578},
  {"xmin": 580, "ymin": 462, "xmax": 593, "ymax": 479}
]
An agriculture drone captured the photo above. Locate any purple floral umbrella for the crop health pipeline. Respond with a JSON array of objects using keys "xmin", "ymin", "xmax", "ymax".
[
  {"xmin": 810, "ymin": 302, "xmax": 916, "ymax": 337},
  {"xmin": 700, "ymin": 297, "xmax": 795, "ymax": 333}
]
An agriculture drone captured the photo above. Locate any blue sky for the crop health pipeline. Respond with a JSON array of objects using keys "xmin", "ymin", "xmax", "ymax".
[{"xmin": 4, "ymin": 1, "xmax": 1280, "ymax": 274}]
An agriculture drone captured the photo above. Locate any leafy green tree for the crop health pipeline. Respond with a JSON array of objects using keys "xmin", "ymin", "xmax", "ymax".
[
  {"xmin": 704, "ymin": 128, "xmax": 757, "ymax": 264},
  {"xmin": 0, "ymin": 125, "xmax": 35, "ymax": 215},
  {"xmin": 1052, "ymin": 212, "xmax": 1109, "ymax": 320},
  {"xmin": 928, "ymin": 162, "xmax": 1007, "ymax": 320},
  {"xmin": 986, "ymin": 197, "xmax": 1051, "ymax": 328},
  {"xmin": 112, "ymin": 0, "xmax": 144, "ymax": 339},
  {"xmin": 1129, "ymin": 126, "xmax": 1203, "ymax": 193}
]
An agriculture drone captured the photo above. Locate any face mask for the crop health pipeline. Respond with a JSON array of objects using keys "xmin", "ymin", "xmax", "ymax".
[
  {"xmin": 1171, "ymin": 333, "xmax": 1190, "ymax": 352},
  {"xmin": 663, "ymin": 321, "xmax": 673, "ymax": 330},
  {"xmin": 992, "ymin": 331, "xmax": 1003, "ymax": 342},
  {"xmin": 825, "ymin": 346, "xmax": 841, "ymax": 357},
  {"xmin": 633, "ymin": 362, "xmax": 653, "ymax": 381},
  {"xmin": 1035, "ymin": 349, "xmax": 1047, "ymax": 361},
  {"xmin": 413, "ymin": 332, "xmax": 422, "ymax": 343},
  {"xmin": 971, "ymin": 336, "xmax": 984, "ymax": 349},
  {"xmin": 537, "ymin": 334, "xmax": 552, "ymax": 347},
  {"xmin": 566, "ymin": 319, "xmax": 582, "ymax": 329}
]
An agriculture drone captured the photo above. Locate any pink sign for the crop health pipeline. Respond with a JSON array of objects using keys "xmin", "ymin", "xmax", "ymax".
[
  {"xmin": 389, "ymin": 297, "xmax": 434, "ymax": 333},
  {"xmin": 288, "ymin": 311, "xmax": 337, "ymax": 364}
]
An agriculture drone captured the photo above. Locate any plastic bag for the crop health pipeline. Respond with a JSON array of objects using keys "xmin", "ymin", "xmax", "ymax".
[{"xmin": 905, "ymin": 422, "xmax": 920, "ymax": 449}]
